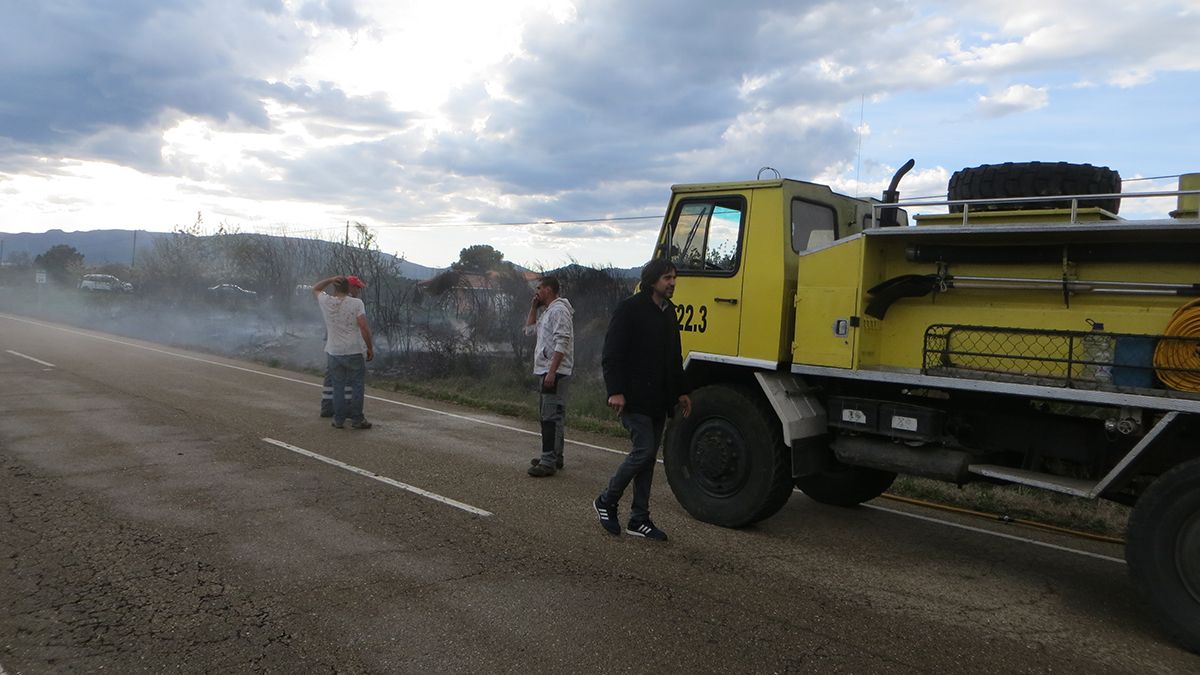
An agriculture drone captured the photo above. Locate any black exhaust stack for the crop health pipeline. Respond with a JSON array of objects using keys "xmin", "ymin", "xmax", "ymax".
[{"xmin": 879, "ymin": 158, "xmax": 915, "ymax": 228}]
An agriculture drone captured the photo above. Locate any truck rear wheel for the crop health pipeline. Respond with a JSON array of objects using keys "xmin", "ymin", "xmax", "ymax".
[
  {"xmin": 663, "ymin": 384, "xmax": 793, "ymax": 528},
  {"xmin": 1126, "ymin": 458, "xmax": 1200, "ymax": 654},
  {"xmin": 947, "ymin": 161, "xmax": 1121, "ymax": 214},
  {"xmin": 794, "ymin": 459, "xmax": 896, "ymax": 507}
]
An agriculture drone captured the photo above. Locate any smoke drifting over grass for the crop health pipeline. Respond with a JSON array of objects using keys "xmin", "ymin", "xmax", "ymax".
[{"xmin": 0, "ymin": 287, "xmax": 329, "ymax": 370}]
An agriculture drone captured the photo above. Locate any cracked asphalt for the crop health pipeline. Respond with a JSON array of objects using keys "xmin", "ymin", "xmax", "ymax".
[{"xmin": 1, "ymin": 312, "xmax": 1198, "ymax": 673}]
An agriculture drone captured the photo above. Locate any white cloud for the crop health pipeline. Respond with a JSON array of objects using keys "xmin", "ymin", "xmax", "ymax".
[
  {"xmin": 1, "ymin": 0, "xmax": 1199, "ymax": 268},
  {"xmin": 976, "ymin": 84, "xmax": 1050, "ymax": 117}
]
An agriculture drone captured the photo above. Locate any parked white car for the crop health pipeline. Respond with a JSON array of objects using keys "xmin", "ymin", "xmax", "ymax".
[{"xmin": 78, "ymin": 274, "xmax": 131, "ymax": 292}]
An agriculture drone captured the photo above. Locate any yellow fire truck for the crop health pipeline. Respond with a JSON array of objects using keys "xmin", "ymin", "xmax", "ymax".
[{"xmin": 655, "ymin": 160, "xmax": 1200, "ymax": 653}]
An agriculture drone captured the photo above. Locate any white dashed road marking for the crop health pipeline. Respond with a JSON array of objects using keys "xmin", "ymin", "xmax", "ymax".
[
  {"xmin": 262, "ymin": 437, "xmax": 492, "ymax": 517},
  {"xmin": 5, "ymin": 348, "xmax": 55, "ymax": 368}
]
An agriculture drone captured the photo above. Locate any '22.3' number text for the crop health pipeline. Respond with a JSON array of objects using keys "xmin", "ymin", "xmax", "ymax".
[{"xmin": 675, "ymin": 304, "xmax": 708, "ymax": 333}]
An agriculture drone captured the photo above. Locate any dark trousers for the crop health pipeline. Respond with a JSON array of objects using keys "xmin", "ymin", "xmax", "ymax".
[
  {"xmin": 537, "ymin": 374, "xmax": 569, "ymax": 467},
  {"xmin": 601, "ymin": 413, "xmax": 665, "ymax": 523}
]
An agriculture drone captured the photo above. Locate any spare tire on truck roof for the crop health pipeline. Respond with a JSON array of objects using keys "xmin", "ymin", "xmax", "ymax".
[{"xmin": 947, "ymin": 161, "xmax": 1121, "ymax": 214}]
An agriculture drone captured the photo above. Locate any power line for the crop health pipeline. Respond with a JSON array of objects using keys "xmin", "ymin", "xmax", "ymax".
[
  {"xmin": 234, "ymin": 214, "xmax": 664, "ymax": 237},
  {"xmin": 369, "ymin": 214, "xmax": 664, "ymax": 230}
]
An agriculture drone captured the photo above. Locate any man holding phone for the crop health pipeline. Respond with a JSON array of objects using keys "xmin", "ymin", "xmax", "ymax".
[{"xmin": 524, "ymin": 276, "xmax": 574, "ymax": 477}]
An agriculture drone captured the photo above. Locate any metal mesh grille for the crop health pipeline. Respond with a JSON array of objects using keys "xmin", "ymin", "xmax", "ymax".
[{"xmin": 921, "ymin": 324, "xmax": 1200, "ymax": 391}]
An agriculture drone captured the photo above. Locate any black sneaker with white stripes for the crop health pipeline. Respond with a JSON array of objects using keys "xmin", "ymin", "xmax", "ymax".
[
  {"xmin": 593, "ymin": 496, "xmax": 621, "ymax": 536},
  {"xmin": 626, "ymin": 519, "xmax": 668, "ymax": 541}
]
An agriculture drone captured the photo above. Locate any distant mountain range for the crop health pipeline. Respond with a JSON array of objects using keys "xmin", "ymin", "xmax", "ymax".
[
  {"xmin": 0, "ymin": 229, "xmax": 444, "ymax": 281},
  {"xmin": 1, "ymin": 229, "xmax": 161, "ymax": 269},
  {"xmin": 0, "ymin": 228, "xmax": 641, "ymax": 281}
]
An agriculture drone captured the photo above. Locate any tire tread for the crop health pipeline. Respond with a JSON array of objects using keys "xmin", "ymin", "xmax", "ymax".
[{"xmin": 947, "ymin": 161, "xmax": 1121, "ymax": 214}]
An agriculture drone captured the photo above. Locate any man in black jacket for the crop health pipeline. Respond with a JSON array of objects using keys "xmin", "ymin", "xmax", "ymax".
[{"xmin": 593, "ymin": 258, "xmax": 691, "ymax": 540}]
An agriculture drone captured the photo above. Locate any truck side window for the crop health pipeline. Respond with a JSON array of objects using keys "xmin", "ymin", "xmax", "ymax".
[
  {"xmin": 668, "ymin": 198, "xmax": 744, "ymax": 274},
  {"xmin": 792, "ymin": 199, "xmax": 837, "ymax": 252}
]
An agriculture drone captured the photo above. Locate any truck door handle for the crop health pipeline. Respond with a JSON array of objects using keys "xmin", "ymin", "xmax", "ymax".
[{"xmin": 714, "ymin": 297, "xmax": 738, "ymax": 305}]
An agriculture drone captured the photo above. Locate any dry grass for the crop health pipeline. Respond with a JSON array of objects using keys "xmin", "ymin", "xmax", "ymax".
[
  {"xmin": 887, "ymin": 475, "xmax": 1130, "ymax": 540},
  {"xmin": 379, "ymin": 374, "xmax": 626, "ymax": 437}
]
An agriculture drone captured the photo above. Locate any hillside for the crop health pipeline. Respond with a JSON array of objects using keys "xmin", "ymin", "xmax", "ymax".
[
  {"xmin": 0, "ymin": 229, "xmax": 443, "ymax": 280},
  {"xmin": 1, "ymin": 229, "xmax": 164, "ymax": 267}
]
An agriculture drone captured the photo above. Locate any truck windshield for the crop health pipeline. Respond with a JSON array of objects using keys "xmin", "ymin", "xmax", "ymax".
[{"xmin": 668, "ymin": 198, "xmax": 744, "ymax": 274}]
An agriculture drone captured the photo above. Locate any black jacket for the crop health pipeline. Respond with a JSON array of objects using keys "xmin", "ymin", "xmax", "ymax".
[{"xmin": 602, "ymin": 290, "xmax": 688, "ymax": 418}]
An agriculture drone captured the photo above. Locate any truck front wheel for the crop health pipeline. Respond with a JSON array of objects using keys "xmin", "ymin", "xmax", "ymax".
[
  {"xmin": 1126, "ymin": 458, "xmax": 1200, "ymax": 654},
  {"xmin": 794, "ymin": 458, "xmax": 896, "ymax": 507},
  {"xmin": 663, "ymin": 385, "xmax": 793, "ymax": 528}
]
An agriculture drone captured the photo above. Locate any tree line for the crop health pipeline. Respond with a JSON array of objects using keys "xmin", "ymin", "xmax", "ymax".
[{"xmin": 3, "ymin": 224, "xmax": 638, "ymax": 379}]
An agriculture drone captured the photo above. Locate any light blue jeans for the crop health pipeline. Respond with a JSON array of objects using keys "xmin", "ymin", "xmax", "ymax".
[
  {"xmin": 327, "ymin": 353, "xmax": 366, "ymax": 423},
  {"xmin": 320, "ymin": 370, "xmax": 352, "ymax": 416}
]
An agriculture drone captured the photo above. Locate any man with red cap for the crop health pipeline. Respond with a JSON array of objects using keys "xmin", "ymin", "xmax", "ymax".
[
  {"xmin": 313, "ymin": 274, "xmax": 374, "ymax": 429},
  {"xmin": 320, "ymin": 275, "xmax": 367, "ymax": 417}
]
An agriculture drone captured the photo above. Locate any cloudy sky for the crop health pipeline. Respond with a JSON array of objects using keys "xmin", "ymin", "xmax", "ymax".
[{"xmin": 1, "ymin": 0, "xmax": 1198, "ymax": 269}]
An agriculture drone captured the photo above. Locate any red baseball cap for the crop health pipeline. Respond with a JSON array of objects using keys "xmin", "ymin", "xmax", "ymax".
[{"xmin": 346, "ymin": 275, "xmax": 367, "ymax": 289}]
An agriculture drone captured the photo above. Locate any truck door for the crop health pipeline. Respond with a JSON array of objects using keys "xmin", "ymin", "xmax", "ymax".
[{"xmin": 661, "ymin": 194, "xmax": 747, "ymax": 358}]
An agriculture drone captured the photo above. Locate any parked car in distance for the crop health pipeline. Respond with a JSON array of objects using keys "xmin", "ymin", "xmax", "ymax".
[
  {"xmin": 207, "ymin": 283, "xmax": 258, "ymax": 299},
  {"xmin": 79, "ymin": 274, "xmax": 131, "ymax": 292}
]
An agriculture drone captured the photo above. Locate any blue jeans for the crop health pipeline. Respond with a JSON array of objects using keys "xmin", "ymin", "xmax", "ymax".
[
  {"xmin": 327, "ymin": 353, "xmax": 366, "ymax": 423},
  {"xmin": 320, "ymin": 371, "xmax": 351, "ymax": 416},
  {"xmin": 601, "ymin": 413, "xmax": 665, "ymax": 523}
]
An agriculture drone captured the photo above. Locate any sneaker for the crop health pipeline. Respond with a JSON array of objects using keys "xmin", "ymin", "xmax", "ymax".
[
  {"xmin": 351, "ymin": 419, "xmax": 373, "ymax": 429},
  {"xmin": 319, "ymin": 411, "xmax": 333, "ymax": 418},
  {"xmin": 530, "ymin": 457, "xmax": 565, "ymax": 469},
  {"xmin": 331, "ymin": 420, "xmax": 345, "ymax": 429},
  {"xmin": 527, "ymin": 463, "xmax": 556, "ymax": 477},
  {"xmin": 626, "ymin": 519, "xmax": 668, "ymax": 541},
  {"xmin": 593, "ymin": 496, "xmax": 620, "ymax": 536}
]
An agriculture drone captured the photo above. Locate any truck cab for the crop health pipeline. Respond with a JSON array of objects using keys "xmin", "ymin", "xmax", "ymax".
[{"xmin": 659, "ymin": 179, "xmax": 874, "ymax": 371}]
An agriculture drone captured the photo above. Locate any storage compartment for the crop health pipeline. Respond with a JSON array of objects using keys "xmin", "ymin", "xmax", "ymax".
[
  {"xmin": 879, "ymin": 402, "xmax": 944, "ymax": 441},
  {"xmin": 827, "ymin": 397, "xmax": 880, "ymax": 432}
]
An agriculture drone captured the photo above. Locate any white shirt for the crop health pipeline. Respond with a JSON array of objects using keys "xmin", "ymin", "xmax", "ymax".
[
  {"xmin": 317, "ymin": 293, "xmax": 367, "ymax": 356},
  {"xmin": 523, "ymin": 297, "xmax": 574, "ymax": 376}
]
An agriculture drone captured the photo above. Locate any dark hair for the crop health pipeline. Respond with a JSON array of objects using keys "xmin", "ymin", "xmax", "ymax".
[
  {"xmin": 639, "ymin": 258, "xmax": 677, "ymax": 291},
  {"xmin": 333, "ymin": 277, "xmax": 350, "ymax": 294},
  {"xmin": 538, "ymin": 276, "xmax": 560, "ymax": 295}
]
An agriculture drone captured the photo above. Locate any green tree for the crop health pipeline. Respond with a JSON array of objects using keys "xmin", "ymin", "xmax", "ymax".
[
  {"xmin": 451, "ymin": 244, "xmax": 512, "ymax": 273},
  {"xmin": 34, "ymin": 244, "xmax": 85, "ymax": 286}
]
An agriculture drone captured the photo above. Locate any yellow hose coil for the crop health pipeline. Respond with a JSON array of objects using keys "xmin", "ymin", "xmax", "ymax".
[{"xmin": 1154, "ymin": 298, "xmax": 1200, "ymax": 392}]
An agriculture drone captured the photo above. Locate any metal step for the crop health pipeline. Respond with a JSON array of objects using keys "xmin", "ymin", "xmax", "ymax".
[
  {"xmin": 969, "ymin": 411, "xmax": 1181, "ymax": 499},
  {"xmin": 966, "ymin": 465, "xmax": 1098, "ymax": 497}
]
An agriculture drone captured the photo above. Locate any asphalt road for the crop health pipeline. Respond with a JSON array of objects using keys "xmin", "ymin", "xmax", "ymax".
[{"xmin": 1, "ymin": 311, "xmax": 1197, "ymax": 674}]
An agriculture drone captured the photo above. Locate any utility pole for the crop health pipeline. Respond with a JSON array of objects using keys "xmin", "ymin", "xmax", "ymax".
[{"xmin": 131, "ymin": 230, "xmax": 137, "ymax": 270}]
